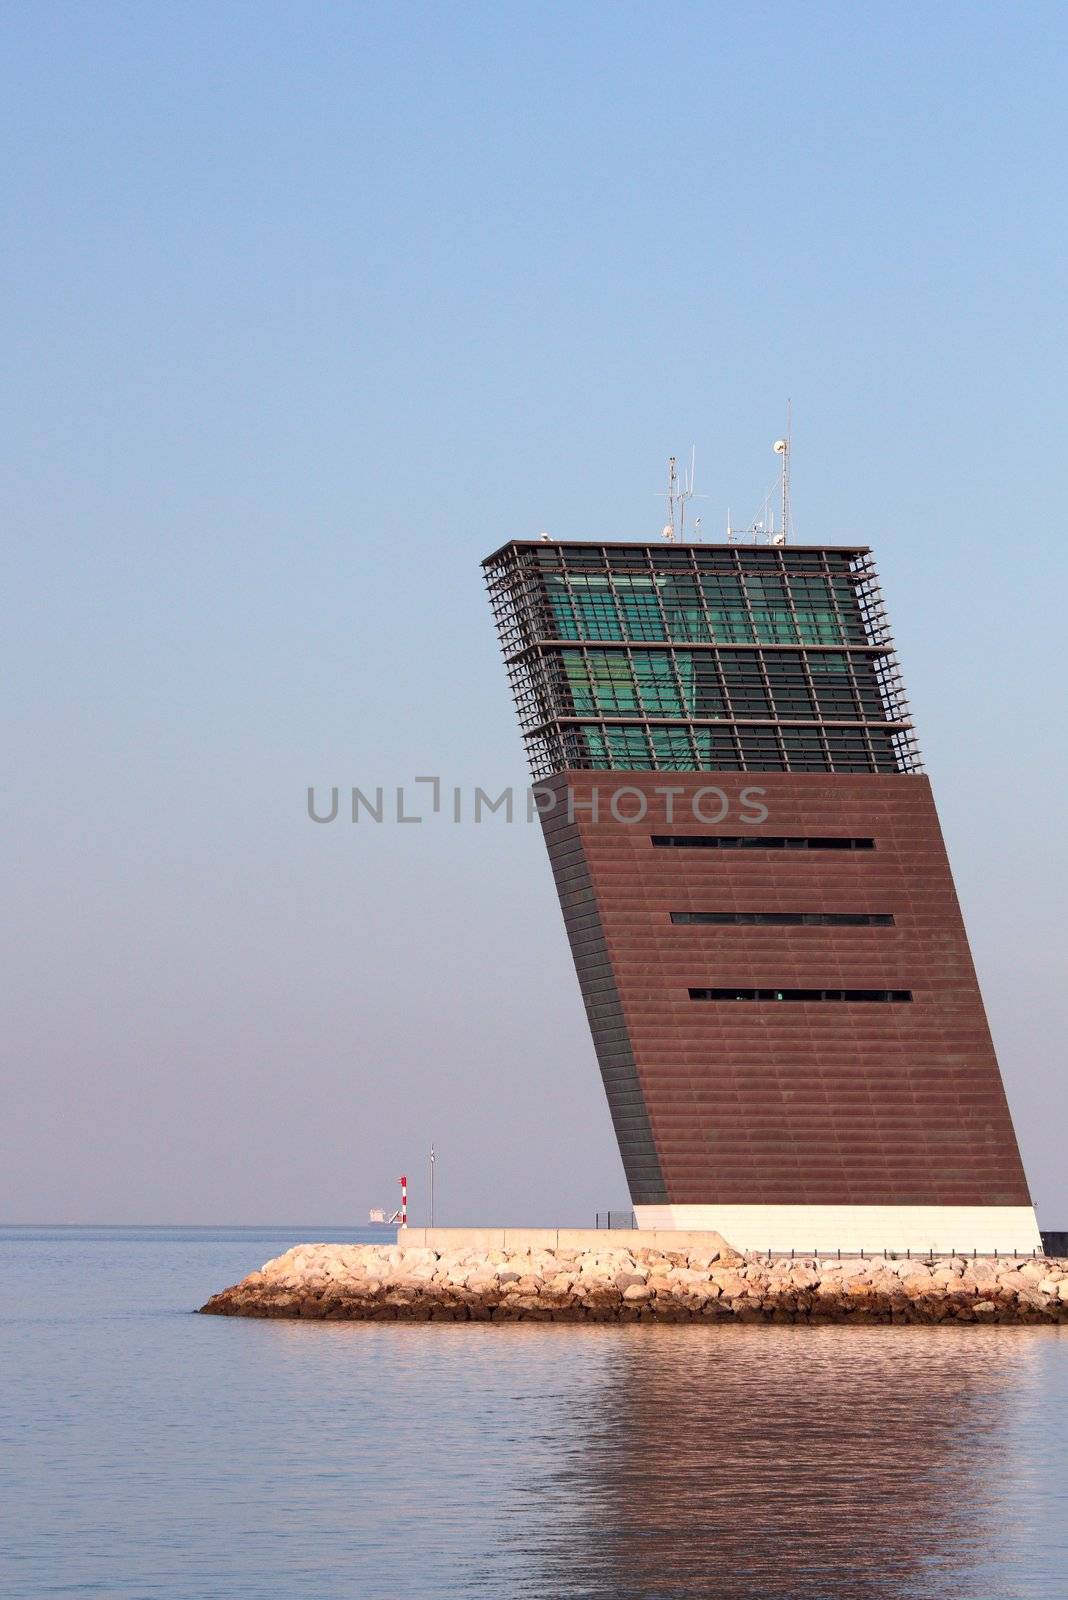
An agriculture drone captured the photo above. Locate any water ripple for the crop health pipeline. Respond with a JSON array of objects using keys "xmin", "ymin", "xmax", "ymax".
[{"xmin": 1, "ymin": 1229, "xmax": 1064, "ymax": 1599}]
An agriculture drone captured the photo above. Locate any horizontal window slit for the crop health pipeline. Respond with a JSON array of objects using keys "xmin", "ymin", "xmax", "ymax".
[
  {"xmin": 652, "ymin": 835, "xmax": 875, "ymax": 850},
  {"xmin": 670, "ymin": 912, "xmax": 895, "ymax": 926},
  {"xmin": 688, "ymin": 987, "xmax": 913, "ymax": 1002}
]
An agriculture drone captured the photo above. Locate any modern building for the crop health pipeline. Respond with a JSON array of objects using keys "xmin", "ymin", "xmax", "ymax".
[{"xmin": 483, "ymin": 536, "xmax": 1040, "ymax": 1254}]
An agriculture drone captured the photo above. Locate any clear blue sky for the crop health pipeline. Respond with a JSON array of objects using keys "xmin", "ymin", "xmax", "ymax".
[{"xmin": 3, "ymin": 2, "xmax": 1066, "ymax": 1227}]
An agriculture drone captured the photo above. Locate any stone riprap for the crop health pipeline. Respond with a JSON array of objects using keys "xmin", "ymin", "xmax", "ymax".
[{"xmin": 200, "ymin": 1239, "xmax": 1068, "ymax": 1324}]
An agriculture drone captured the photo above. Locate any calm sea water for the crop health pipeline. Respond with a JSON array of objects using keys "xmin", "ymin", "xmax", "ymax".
[{"xmin": 1, "ymin": 1225, "xmax": 1065, "ymax": 1599}]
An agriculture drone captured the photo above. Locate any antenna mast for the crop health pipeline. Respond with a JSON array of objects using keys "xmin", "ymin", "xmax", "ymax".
[
  {"xmin": 727, "ymin": 409, "xmax": 795, "ymax": 545},
  {"xmin": 773, "ymin": 401, "xmax": 791, "ymax": 544},
  {"xmin": 663, "ymin": 448, "xmax": 698, "ymax": 541},
  {"xmin": 683, "ymin": 445, "xmax": 695, "ymax": 541}
]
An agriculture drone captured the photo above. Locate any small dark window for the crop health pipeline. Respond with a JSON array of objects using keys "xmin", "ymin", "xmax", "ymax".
[{"xmin": 689, "ymin": 987, "xmax": 912, "ymax": 1002}]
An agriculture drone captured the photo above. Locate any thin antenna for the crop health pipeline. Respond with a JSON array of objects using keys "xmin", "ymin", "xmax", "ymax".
[
  {"xmin": 662, "ymin": 447, "xmax": 701, "ymax": 541},
  {"xmin": 726, "ymin": 410, "xmax": 795, "ymax": 545},
  {"xmin": 784, "ymin": 397, "xmax": 791, "ymax": 539},
  {"xmin": 679, "ymin": 447, "xmax": 694, "ymax": 540},
  {"xmin": 773, "ymin": 401, "xmax": 791, "ymax": 544},
  {"xmin": 684, "ymin": 445, "xmax": 696, "ymax": 540}
]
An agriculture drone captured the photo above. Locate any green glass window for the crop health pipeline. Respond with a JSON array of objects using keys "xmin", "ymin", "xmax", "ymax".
[
  {"xmin": 745, "ymin": 575, "xmax": 788, "ymax": 602},
  {"xmin": 701, "ymin": 575, "xmax": 744, "ymax": 601},
  {"xmin": 588, "ymin": 650, "xmax": 639, "ymax": 713},
  {"xmin": 752, "ymin": 611, "xmax": 798, "ymax": 645},
  {"xmin": 673, "ymin": 653, "xmax": 727, "ymax": 718},
  {"xmin": 545, "ymin": 576, "xmax": 580, "ymax": 640},
  {"xmin": 788, "ymin": 575, "xmax": 832, "ymax": 605},
  {"xmin": 631, "ymin": 650, "xmax": 684, "ymax": 714},
  {"xmin": 807, "ymin": 653, "xmax": 856, "ymax": 717},
  {"xmin": 693, "ymin": 727, "xmax": 742, "ymax": 769},
  {"xmin": 792, "ymin": 575, "xmax": 843, "ymax": 643},
  {"xmin": 720, "ymin": 651, "xmax": 770, "ymax": 718},
  {"xmin": 613, "ymin": 577, "xmax": 666, "ymax": 642},
  {"xmin": 605, "ymin": 726, "xmax": 653, "ymax": 768},
  {"xmin": 578, "ymin": 726, "xmax": 609, "ymax": 765},
  {"xmin": 661, "ymin": 579, "xmax": 711, "ymax": 643},
  {"xmin": 560, "ymin": 650, "xmax": 641, "ymax": 713},
  {"xmin": 672, "ymin": 649, "xmax": 695, "ymax": 714},
  {"xmin": 701, "ymin": 575, "xmax": 752, "ymax": 643},
  {"xmin": 745, "ymin": 576, "xmax": 798, "ymax": 641},
  {"xmin": 708, "ymin": 608, "xmax": 754, "ymax": 643},
  {"xmin": 650, "ymin": 727, "xmax": 696, "ymax": 769},
  {"xmin": 830, "ymin": 579, "xmax": 868, "ymax": 643},
  {"xmin": 560, "ymin": 651, "xmax": 594, "ymax": 711},
  {"xmin": 566, "ymin": 576, "xmax": 624, "ymax": 641}
]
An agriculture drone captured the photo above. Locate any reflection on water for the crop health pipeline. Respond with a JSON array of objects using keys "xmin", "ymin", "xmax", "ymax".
[
  {"xmin": 1, "ymin": 1230, "xmax": 1065, "ymax": 1600},
  {"xmin": 495, "ymin": 1327, "xmax": 1058, "ymax": 1599}
]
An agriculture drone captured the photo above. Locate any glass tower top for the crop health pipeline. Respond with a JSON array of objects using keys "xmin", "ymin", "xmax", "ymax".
[{"xmin": 483, "ymin": 540, "xmax": 921, "ymax": 781}]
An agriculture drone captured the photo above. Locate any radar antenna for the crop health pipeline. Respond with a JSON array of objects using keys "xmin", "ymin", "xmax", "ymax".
[
  {"xmin": 726, "ymin": 406, "xmax": 795, "ymax": 544},
  {"xmin": 661, "ymin": 447, "xmax": 701, "ymax": 541},
  {"xmin": 772, "ymin": 399, "xmax": 792, "ymax": 545}
]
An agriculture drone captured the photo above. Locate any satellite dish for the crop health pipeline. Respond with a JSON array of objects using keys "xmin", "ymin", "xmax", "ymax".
[
  {"xmin": 773, "ymin": 439, "xmax": 788, "ymax": 455},
  {"xmin": 662, "ymin": 523, "xmax": 675, "ymax": 541},
  {"xmin": 538, "ymin": 531, "xmax": 551, "ymax": 542}
]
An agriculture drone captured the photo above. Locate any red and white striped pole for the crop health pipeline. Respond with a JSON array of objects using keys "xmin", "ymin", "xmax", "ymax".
[{"xmin": 398, "ymin": 1174, "xmax": 408, "ymax": 1229}]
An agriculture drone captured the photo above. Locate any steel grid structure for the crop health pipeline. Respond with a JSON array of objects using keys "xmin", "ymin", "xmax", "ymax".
[{"xmin": 483, "ymin": 539, "xmax": 923, "ymax": 781}]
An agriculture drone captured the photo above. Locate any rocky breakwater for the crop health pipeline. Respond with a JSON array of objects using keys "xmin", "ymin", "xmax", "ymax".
[{"xmin": 200, "ymin": 1240, "xmax": 1068, "ymax": 1324}]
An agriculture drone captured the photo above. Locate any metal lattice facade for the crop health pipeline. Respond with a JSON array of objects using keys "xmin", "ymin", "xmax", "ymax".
[{"xmin": 483, "ymin": 540, "xmax": 921, "ymax": 781}]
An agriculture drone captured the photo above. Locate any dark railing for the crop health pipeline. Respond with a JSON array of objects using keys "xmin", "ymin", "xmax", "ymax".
[
  {"xmin": 758, "ymin": 1246, "xmax": 1045, "ymax": 1261},
  {"xmin": 588, "ymin": 1222, "xmax": 1053, "ymax": 1258}
]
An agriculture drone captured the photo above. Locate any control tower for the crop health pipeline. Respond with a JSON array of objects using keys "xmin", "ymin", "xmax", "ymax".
[{"xmin": 483, "ymin": 534, "xmax": 1039, "ymax": 1254}]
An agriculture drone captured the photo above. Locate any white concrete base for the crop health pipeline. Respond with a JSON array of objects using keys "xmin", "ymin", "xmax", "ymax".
[
  {"xmin": 634, "ymin": 1204, "xmax": 1042, "ymax": 1256},
  {"xmin": 395, "ymin": 1227, "xmax": 735, "ymax": 1253}
]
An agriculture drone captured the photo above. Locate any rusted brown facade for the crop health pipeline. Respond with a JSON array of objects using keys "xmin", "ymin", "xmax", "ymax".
[
  {"xmin": 483, "ymin": 538, "xmax": 1034, "ymax": 1226},
  {"xmin": 538, "ymin": 770, "xmax": 1030, "ymax": 1209}
]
